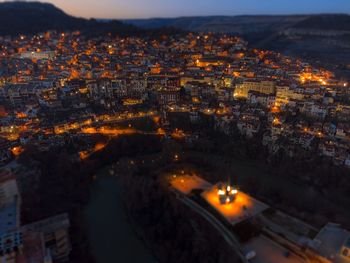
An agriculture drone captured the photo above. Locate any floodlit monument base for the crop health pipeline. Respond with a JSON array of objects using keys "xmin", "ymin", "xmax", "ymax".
[{"xmin": 202, "ymin": 183, "xmax": 268, "ymax": 226}]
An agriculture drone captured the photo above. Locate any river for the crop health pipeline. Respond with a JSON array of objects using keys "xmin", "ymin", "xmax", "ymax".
[{"xmin": 84, "ymin": 167, "xmax": 156, "ymax": 263}]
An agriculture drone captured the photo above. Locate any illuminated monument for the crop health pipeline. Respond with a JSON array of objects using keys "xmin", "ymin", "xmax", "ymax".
[{"xmin": 217, "ymin": 183, "xmax": 238, "ymax": 204}]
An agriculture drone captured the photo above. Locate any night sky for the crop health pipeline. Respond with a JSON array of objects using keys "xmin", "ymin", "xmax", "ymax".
[{"xmin": 4, "ymin": 0, "xmax": 350, "ymax": 19}]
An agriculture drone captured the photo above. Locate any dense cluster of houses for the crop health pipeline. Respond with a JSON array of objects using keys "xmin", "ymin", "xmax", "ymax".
[{"xmin": 0, "ymin": 31, "xmax": 348, "ymax": 168}]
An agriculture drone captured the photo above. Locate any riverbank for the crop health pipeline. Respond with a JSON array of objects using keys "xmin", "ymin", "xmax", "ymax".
[{"xmin": 84, "ymin": 167, "xmax": 155, "ymax": 263}]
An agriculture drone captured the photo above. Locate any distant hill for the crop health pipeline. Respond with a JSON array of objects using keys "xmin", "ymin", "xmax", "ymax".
[
  {"xmin": 126, "ymin": 14, "xmax": 350, "ymax": 32},
  {"xmin": 0, "ymin": 1, "xmax": 142, "ymax": 36},
  {"xmin": 125, "ymin": 15, "xmax": 307, "ymax": 34},
  {"xmin": 292, "ymin": 14, "xmax": 350, "ymax": 31},
  {"xmin": 0, "ymin": 1, "xmax": 83, "ymax": 34}
]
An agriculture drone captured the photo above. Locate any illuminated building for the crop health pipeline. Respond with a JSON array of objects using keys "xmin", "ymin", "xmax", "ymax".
[
  {"xmin": 234, "ymin": 80, "xmax": 276, "ymax": 99},
  {"xmin": 156, "ymin": 87, "xmax": 180, "ymax": 105},
  {"xmin": 275, "ymin": 85, "xmax": 305, "ymax": 106},
  {"xmin": 20, "ymin": 51, "xmax": 55, "ymax": 60},
  {"xmin": 195, "ymin": 56, "xmax": 229, "ymax": 67}
]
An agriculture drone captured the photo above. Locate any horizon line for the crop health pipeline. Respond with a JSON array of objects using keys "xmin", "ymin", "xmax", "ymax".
[
  {"xmin": 117, "ymin": 12, "xmax": 350, "ymax": 21},
  {"xmin": 1, "ymin": 1, "xmax": 350, "ymax": 20}
]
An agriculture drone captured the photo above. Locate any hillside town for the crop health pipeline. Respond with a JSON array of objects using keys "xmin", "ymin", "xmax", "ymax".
[
  {"xmin": 0, "ymin": 30, "xmax": 349, "ymax": 262},
  {"xmin": 0, "ymin": 31, "xmax": 349, "ymax": 168}
]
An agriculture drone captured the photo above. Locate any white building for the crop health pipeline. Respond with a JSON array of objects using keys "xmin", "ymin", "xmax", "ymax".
[{"xmin": 20, "ymin": 51, "xmax": 55, "ymax": 60}]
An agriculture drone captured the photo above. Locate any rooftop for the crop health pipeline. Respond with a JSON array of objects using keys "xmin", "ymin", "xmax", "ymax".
[
  {"xmin": 243, "ymin": 236, "xmax": 306, "ymax": 263},
  {"xmin": 169, "ymin": 174, "xmax": 212, "ymax": 195},
  {"xmin": 310, "ymin": 223, "xmax": 350, "ymax": 263}
]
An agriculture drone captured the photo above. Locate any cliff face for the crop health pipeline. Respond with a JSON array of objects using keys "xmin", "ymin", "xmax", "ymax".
[{"xmin": 255, "ymin": 15, "xmax": 350, "ymax": 77}]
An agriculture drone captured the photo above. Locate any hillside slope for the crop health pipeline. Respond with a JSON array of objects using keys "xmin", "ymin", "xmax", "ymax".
[
  {"xmin": 0, "ymin": 1, "xmax": 140, "ymax": 36},
  {"xmin": 126, "ymin": 14, "xmax": 350, "ymax": 78}
]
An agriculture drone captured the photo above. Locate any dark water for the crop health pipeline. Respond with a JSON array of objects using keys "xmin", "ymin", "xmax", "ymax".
[{"xmin": 84, "ymin": 170, "xmax": 156, "ymax": 263}]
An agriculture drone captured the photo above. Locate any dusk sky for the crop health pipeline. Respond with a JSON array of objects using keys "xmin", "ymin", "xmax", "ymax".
[{"xmin": 6, "ymin": 0, "xmax": 350, "ymax": 19}]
